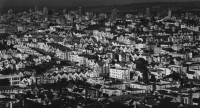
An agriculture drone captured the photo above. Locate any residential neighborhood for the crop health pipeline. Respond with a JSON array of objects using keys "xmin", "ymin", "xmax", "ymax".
[{"xmin": 1, "ymin": 1, "xmax": 200, "ymax": 108}]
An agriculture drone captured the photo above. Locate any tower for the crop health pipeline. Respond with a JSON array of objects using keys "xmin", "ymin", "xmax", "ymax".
[
  {"xmin": 185, "ymin": 12, "xmax": 189, "ymax": 19},
  {"xmin": 35, "ymin": 6, "xmax": 39, "ymax": 13},
  {"xmin": 111, "ymin": 8, "xmax": 118, "ymax": 21},
  {"xmin": 63, "ymin": 9, "xmax": 67, "ymax": 16},
  {"xmin": 79, "ymin": 7, "xmax": 82, "ymax": 16},
  {"xmin": 168, "ymin": 9, "xmax": 172, "ymax": 18},
  {"xmin": 78, "ymin": 7, "xmax": 82, "ymax": 21},
  {"xmin": 145, "ymin": 8, "xmax": 150, "ymax": 17},
  {"xmin": 43, "ymin": 6, "xmax": 48, "ymax": 15},
  {"xmin": 156, "ymin": 11, "xmax": 160, "ymax": 17},
  {"xmin": 8, "ymin": 9, "xmax": 13, "ymax": 14},
  {"xmin": 29, "ymin": 9, "xmax": 33, "ymax": 13}
]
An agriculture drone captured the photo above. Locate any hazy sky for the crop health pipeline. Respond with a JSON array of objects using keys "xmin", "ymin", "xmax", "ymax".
[{"xmin": 1, "ymin": 0, "xmax": 200, "ymax": 8}]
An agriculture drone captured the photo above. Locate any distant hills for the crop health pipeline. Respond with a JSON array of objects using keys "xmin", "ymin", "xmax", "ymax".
[
  {"xmin": 1, "ymin": 1, "xmax": 200, "ymax": 14},
  {"xmin": 82, "ymin": 1, "xmax": 200, "ymax": 14}
]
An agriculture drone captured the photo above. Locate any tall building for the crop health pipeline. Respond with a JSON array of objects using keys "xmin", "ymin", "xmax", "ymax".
[
  {"xmin": 168, "ymin": 9, "xmax": 172, "ymax": 18},
  {"xmin": 156, "ymin": 11, "xmax": 160, "ymax": 18},
  {"xmin": 63, "ymin": 9, "xmax": 67, "ymax": 15},
  {"xmin": 85, "ymin": 12, "xmax": 94, "ymax": 19},
  {"xmin": 145, "ymin": 8, "xmax": 151, "ymax": 17},
  {"xmin": 78, "ymin": 7, "xmax": 82, "ymax": 21},
  {"xmin": 29, "ymin": 9, "xmax": 33, "ymax": 13},
  {"xmin": 8, "ymin": 9, "xmax": 13, "ymax": 14},
  {"xmin": 185, "ymin": 12, "xmax": 189, "ymax": 19},
  {"xmin": 111, "ymin": 9, "xmax": 118, "ymax": 21},
  {"xmin": 99, "ymin": 13, "xmax": 107, "ymax": 19},
  {"xmin": 35, "ymin": 6, "xmax": 39, "ymax": 13},
  {"xmin": 43, "ymin": 6, "xmax": 48, "ymax": 15},
  {"xmin": 109, "ymin": 68, "xmax": 130, "ymax": 80}
]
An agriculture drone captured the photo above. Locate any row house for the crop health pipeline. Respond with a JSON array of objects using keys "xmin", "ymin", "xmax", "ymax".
[
  {"xmin": 169, "ymin": 52, "xmax": 187, "ymax": 59},
  {"xmin": 155, "ymin": 89, "xmax": 200, "ymax": 105},
  {"xmin": 94, "ymin": 61, "xmax": 110, "ymax": 77},
  {"xmin": 79, "ymin": 37, "xmax": 97, "ymax": 44},
  {"xmin": 43, "ymin": 72, "xmax": 90, "ymax": 82},
  {"xmin": 126, "ymin": 88, "xmax": 147, "ymax": 94},
  {"xmin": 116, "ymin": 35, "xmax": 133, "ymax": 44},
  {"xmin": 38, "ymin": 43, "xmax": 72, "ymax": 60},
  {"xmin": 106, "ymin": 83, "xmax": 126, "ymax": 90},
  {"xmin": 93, "ymin": 31, "xmax": 115, "ymax": 40},
  {"xmin": 61, "ymin": 66, "xmax": 80, "ymax": 73},
  {"xmin": 87, "ymin": 70, "xmax": 100, "ymax": 78},
  {"xmin": 155, "ymin": 82, "xmax": 180, "ymax": 90},
  {"xmin": 21, "ymin": 75, "xmax": 36, "ymax": 86},
  {"xmin": 187, "ymin": 65, "xmax": 200, "ymax": 79},
  {"xmin": 15, "ymin": 61, "xmax": 26, "ymax": 70},
  {"xmin": 36, "ymin": 76, "xmax": 56, "ymax": 84},
  {"xmin": 146, "ymin": 43, "xmax": 157, "ymax": 51},
  {"xmin": 171, "ymin": 44, "xmax": 183, "ymax": 51},
  {"xmin": 112, "ymin": 46, "xmax": 134, "ymax": 53},
  {"xmin": 0, "ymin": 86, "xmax": 26, "ymax": 95},
  {"xmin": 87, "ymin": 58, "xmax": 97, "ymax": 69},
  {"xmin": 102, "ymin": 88, "xmax": 123, "ymax": 96},
  {"xmin": 129, "ymin": 83, "xmax": 152, "ymax": 91},
  {"xmin": 169, "ymin": 65, "xmax": 182, "ymax": 72},
  {"xmin": 69, "ymin": 54, "xmax": 83, "ymax": 64},
  {"xmin": 135, "ymin": 43, "xmax": 146, "ymax": 50},
  {"xmin": 118, "ymin": 52, "xmax": 132, "ymax": 62}
]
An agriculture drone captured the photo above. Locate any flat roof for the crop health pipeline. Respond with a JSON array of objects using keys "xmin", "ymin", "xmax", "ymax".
[{"xmin": 0, "ymin": 74, "xmax": 21, "ymax": 79}]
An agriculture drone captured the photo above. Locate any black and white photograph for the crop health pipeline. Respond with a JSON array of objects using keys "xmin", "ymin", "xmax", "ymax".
[{"xmin": 0, "ymin": 0, "xmax": 200, "ymax": 108}]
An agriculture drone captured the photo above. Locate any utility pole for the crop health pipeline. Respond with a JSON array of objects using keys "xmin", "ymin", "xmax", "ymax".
[
  {"xmin": 189, "ymin": 80, "xmax": 193, "ymax": 107},
  {"xmin": 84, "ymin": 81, "xmax": 88, "ymax": 107},
  {"xmin": 179, "ymin": 77, "xmax": 183, "ymax": 104}
]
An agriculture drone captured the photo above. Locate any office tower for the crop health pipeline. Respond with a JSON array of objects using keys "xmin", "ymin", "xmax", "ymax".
[
  {"xmin": 35, "ymin": 6, "xmax": 39, "ymax": 13},
  {"xmin": 111, "ymin": 9, "xmax": 118, "ymax": 21},
  {"xmin": 99, "ymin": 13, "xmax": 107, "ymax": 19},
  {"xmin": 156, "ymin": 11, "xmax": 160, "ymax": 17},
  {"xmin": 63, "ymin": 9, "xmax": 67, "ymax": 15},
  {"xmin": 78, "ymin": 7, "xmax": 82, "ymax": 22},
  {"xmin": 145, "ymin": 8, "xmax": 150, "ymax": 17},
  {"xmin": 43, "ymin": 6, "xmax": 48, "ymax": 15},
  {"xmin": 168, "ymin": 9, "xmax": 172, "ymax": 18},
  {"xmin": 8, "ymin": 9, "xmax": 13, "ymax": 14},
  {"xmin": 29, "ymin": 9, "xmax": 33, "ymax": 13},
  {"xmin": 185, "ymin": 12, "xmax": 189, "ymax": 19}
]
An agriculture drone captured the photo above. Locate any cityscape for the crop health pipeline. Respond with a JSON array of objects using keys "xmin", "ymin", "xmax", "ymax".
[{"xmin": 1, "ymin": 0, "xmax": 200, "ymax": 108}]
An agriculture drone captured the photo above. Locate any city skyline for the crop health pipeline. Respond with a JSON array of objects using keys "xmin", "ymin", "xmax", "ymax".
[{"xmin": 1, "ymin": 0, "xmax": 200, "ymax": 8}]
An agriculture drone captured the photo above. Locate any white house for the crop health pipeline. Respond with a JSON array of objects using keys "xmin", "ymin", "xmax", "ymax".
[{"xmin": 109, "ymin": 67, "xmax": 130, "ymax": 80}]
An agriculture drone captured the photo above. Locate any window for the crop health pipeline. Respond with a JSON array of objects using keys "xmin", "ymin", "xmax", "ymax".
[
  {"xmin": 12, "ymin": 77, "xmax": 19, "ymax": 80},
  {"xmin": 13, "ymin": 81, "xmax": 19, "ymax": 84},
  {"xmin": 184, "ymin": 98, "xmax": 188, "ymax": 104}
]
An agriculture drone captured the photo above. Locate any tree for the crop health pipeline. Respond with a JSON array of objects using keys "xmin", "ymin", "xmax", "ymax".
[
  {"xmin": 150, "ymin": 74, "xmax": 157, "ymax": 82},
  {"xmin": 0, "ymin": 79, "xmax": 10, "ymax": 86},
  {"xmin": 164, "ymin": 72, "xmax": 182, "ymax": 81},
  {"xmin": 0, "ymin": 68, "xmax": 13, "ymax": 75},
  {"xmin": 135, "ymin": 58, "xmax": 149, "ymax": 83}
]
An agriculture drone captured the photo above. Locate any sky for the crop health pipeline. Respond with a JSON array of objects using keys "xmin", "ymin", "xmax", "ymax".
[{"xmin": 0, "ymin": 0, "xmax": 200, "ymax": 8}]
